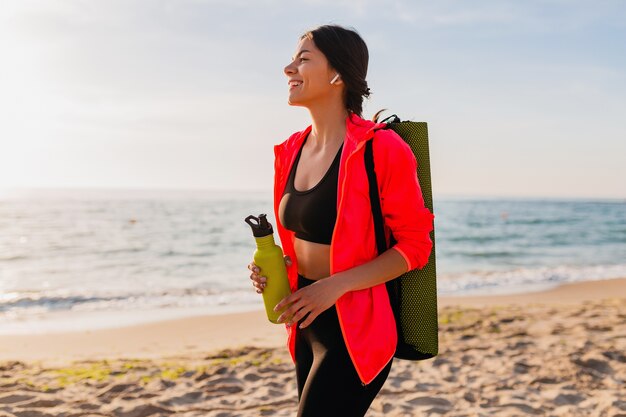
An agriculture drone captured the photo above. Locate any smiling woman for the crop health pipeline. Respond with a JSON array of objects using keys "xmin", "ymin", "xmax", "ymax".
[
  {"xmin": 247, "ymin": 23, "xmax": 435, "ymax": 417},
  {"xmin": 284, "ymin": 28, "xmax": 371, "ymax": 117}
]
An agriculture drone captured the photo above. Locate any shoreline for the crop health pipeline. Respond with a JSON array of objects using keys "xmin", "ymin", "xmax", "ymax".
[{"xmin": 0, "ymin": 276, "xmax": 623, "ymax": 367}]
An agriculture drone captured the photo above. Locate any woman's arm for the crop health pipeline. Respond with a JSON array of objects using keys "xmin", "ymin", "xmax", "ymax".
[
  {"xmin": 335, "ymin": 129, "xmax": 434, "ymax": 292},
  {"xmin": 274, "ymin": 248, "xmax": 407, "ymax": 327},
  {"xmin": 334, "ymin": 246, "xmax": 408, "ymax": 293},
  {"xmin": 374, "ymin": 129, "xmax": 435, "ymax": 271}
]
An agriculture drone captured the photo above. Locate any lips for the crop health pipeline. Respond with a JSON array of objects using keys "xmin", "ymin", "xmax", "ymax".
[{"xmin": 288, "ymin": 80, "xmax": 303, "ymax": 90}]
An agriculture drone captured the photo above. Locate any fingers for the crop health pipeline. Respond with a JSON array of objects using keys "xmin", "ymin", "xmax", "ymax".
[
  {"xmin": 248, "ymin": 262, "xmax": 266, "ymax": 293},
  {"xmin": 273, "ymin": 287, "xmax": 321, "ymax": 328},
  {"xmin": 274, "ymin": 291, "xmax": 300, "ymax": 313},
  {"xmin": 276, "ymin": 300, "xmax": 317, "ymax": 328},
  {"xmin": 288, "ymin": 305, "xmax": 313, "ymax": 327},
  {"xmin": 248, "ymin": 255, "xmax": 292, "ymax": 294},
  {"xmin": 297, "ymin": 310, "xmax": 318, "ymax": 329},
  {"xmin": 276, "ymin": 295, "xmax": 305, "ymax": 323}
]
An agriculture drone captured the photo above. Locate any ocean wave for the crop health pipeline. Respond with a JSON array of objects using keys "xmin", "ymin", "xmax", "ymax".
[
  {"xmin": 437, "ymin": 263, "xmax": 626, "ymax": 296},
  {"xmin": 460, "ymin": 250, "xmax": 519, "ymax": 258},
  {"xmin": 0, "ymin": 254, "xmax": 30, "ymax": 261},
  {"xmin": 0, "ymin": 293, "xmax": 128, "ymax": 312},
  {"xmin": 446, "ymin": 234, "xmax": 524, "ymax": 244},
  {"xmin": 0, "ymin": 287, "xmax": 255, "ymax": 318}
]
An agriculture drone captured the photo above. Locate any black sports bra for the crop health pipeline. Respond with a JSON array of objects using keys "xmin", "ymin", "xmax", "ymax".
[{"xmin": 278, "ymin": 134, "xmax": 343, "ymax": 244}]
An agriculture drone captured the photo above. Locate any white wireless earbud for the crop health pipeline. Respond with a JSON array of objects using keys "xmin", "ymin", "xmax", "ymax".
[{"xmin": 330, "ymin": 73, "xmax": 340, "ymax": 84}]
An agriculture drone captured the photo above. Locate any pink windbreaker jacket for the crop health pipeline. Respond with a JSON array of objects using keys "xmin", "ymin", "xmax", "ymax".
[{"xmin": 272, "ymin": 112, "xmax": 435, "ymax": 385}]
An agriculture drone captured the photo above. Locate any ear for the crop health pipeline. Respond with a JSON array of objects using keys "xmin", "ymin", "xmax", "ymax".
[{"xmin": 330, "ymin": 73, "xmax": 342, "ymax": 84}]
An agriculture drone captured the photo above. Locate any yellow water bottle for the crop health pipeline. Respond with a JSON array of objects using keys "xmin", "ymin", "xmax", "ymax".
[{"xmin": 244, "ymin": 214, "xmax": 292, "ymax": 323}]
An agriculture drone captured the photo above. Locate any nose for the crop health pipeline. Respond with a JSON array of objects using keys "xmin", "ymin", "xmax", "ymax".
[{"xmin": 284, "ymin": 61, "xmax": 296, "ymax": 76}]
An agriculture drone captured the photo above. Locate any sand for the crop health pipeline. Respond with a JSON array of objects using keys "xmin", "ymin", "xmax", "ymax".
[{"xmin": 0, "ymin": 277, "xmax": 624, "ymax": 417}]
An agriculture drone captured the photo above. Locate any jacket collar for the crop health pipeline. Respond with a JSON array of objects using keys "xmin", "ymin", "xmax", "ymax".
[{"xmin": 274, "ymin": 112, "xmax": 386, "ymax": 159}]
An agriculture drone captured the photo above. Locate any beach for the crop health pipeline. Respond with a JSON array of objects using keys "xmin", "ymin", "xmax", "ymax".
[{"xmin": 0, "ymin": 277, "xmax": 624, "ymax": 417}]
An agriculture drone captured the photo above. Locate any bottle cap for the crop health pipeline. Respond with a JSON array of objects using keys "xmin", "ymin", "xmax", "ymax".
[{"xmin": 244, "ymin": 214, "xmax": 274, "ymax": 237}]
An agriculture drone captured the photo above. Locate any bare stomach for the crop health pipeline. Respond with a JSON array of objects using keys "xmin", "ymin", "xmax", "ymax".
[{"xmin": 294, "ymin": 238, "xmax": 331, "ymax": 280}]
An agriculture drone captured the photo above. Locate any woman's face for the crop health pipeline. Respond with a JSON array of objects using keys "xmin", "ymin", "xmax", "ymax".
[{"xmin": 283, "ymin": 37, "xmax": 341, "ymax": 107}]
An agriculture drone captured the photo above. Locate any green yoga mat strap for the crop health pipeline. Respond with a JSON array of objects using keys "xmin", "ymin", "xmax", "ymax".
[{"xmin": 365, "ymin": 116, "xmax": 438, "ymax": 360}]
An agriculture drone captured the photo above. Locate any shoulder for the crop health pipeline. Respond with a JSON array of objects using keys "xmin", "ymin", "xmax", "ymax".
[
  {"xmin": 274, "ymin": 128, "xmax": 308, "ymax": 158},
  {"xmin": 275, "ymin": 130, "xmax": 300, "ymax": 148},
  {"xmin": 372, "ymin": 127, "xmax": 415, "ymax": 162}
]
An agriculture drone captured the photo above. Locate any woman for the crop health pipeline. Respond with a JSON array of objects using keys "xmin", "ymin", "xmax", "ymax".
[{"xmin": 247, "ymin": 24, "xmax": 434, "ymax": 417}]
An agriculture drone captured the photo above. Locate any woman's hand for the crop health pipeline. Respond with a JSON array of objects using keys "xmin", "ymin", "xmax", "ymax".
[
  {"xmin": 248, "ymin": 255, "xmax": 292, "ymax": 294},
  {"xmin": 273, "ymin": 276, "xmax": 345, "ymax": 329}
]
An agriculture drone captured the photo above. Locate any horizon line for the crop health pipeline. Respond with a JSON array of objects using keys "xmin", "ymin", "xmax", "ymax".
[{"xmin": 0, "ymin": 186, "xmax": 624, "ymax": 202}]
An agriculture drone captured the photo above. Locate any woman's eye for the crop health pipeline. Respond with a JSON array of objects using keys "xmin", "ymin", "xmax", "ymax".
[{"xmin": 300, "ymin": 58, "xmax": 308, "ymax": 62}]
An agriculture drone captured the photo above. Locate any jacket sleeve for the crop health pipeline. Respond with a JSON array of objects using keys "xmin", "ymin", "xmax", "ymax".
[{"xmin": 373, "ymin": 129, "xmax": 435, "ymax": 271}]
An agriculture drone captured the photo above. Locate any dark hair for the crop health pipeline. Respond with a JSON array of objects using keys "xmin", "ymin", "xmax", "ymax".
[{"xmin": 300, "ymin": 24, "xmax": 371, "ymax": 117}]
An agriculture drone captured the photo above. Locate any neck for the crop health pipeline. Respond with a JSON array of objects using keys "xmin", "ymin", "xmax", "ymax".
[{"xmin": 306, "ymin": 99, "xmax": 350, "ymax": 150}]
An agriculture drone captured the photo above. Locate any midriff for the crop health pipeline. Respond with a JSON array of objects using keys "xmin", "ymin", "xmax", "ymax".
[{"xmin": 294, "ymin": 238, "xmax": 331, "ymax": 280}]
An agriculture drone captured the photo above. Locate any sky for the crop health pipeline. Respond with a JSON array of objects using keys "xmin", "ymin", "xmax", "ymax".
[{"xmin": 1, "ymin": 0, "xmax": 625, "ymax": 199}]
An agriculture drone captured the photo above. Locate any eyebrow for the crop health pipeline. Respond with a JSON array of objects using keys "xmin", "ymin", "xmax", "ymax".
[{"xmin": 291, "ymin": 49, "xmax": 311, "ymax": 60}]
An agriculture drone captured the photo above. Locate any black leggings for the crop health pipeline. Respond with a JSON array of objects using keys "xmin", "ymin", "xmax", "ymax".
[{"xmin": 295, "ymin": 273, "xmax": 393, "ymax": 417}]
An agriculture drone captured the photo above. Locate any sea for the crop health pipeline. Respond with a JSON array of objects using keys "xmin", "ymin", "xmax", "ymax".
[{"xmin": 0, "ymin": 187, "xmax": 624, "ymax": 335}]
